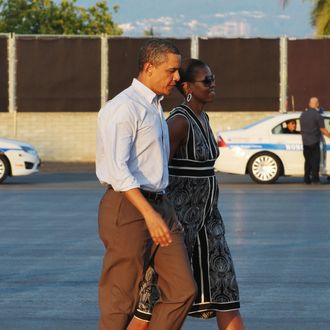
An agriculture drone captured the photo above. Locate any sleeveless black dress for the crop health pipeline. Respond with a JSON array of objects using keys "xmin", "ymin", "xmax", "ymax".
[{"xmin": 135, "ymin": 105, "xmax": 240, "ymax": 320}]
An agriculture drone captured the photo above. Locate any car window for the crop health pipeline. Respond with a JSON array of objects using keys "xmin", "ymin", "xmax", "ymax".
[
  {"xmin": 272, "ymin": 119, "xmax": 301, "ymax": 134},
  {"xmin": 272, "ymin": 124, "xmax": 283, "ymax": 134}
]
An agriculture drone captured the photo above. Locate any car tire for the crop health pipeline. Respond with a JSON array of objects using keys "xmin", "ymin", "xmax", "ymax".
[
  {"xmin": 0, "ymin": 155, "xmax": 10, "ymax": 183},
  {"xmin": 248, "ymin": 152, "xmax": 282, "ymax": 184}
]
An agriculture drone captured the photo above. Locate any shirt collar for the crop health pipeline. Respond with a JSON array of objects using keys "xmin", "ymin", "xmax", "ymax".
[{"xmin": 131, "ymin": 78, "xmax": 164, "ymax": 105}]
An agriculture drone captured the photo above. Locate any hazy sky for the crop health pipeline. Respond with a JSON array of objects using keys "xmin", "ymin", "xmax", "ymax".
[{"xmin": 74, "ymin": 0, "xmax": 315, "ymax": 38}]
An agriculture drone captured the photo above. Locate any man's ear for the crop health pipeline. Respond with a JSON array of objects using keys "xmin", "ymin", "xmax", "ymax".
[{"xmin": 144, "ymin": 62, "xmax": 153, "ymax": 76}]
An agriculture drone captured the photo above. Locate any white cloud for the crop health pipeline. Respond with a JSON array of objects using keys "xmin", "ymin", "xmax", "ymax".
[
  {"xmin": 161, "ymin": 26, "xmax": 173, "ymax": 32},
  {"xmin": 118, "ymin": 23, "xmax": 135, "ymax": 33},
  {"xmin": 215, "ymin": 13, "xmax": 226, "ymax": 18},
  {"xmin": 278, "ymin": 14, "xmax": 290, "ymax": 20},
  {"xmin": 206, "ymin": 21, "xmax": 250, "ymax": 37},
  {"xmin": 215, "ymin": 10, "xmax": 265, "ymax": 19},
  {"xmin": 239, "ymin": 10, "xmax": 265, "ymax": 19},
  {"xmin": 119, "ymin": 17, "xmax": 176, "ymax": 36},
  {"xmin": 137, "ymin": 16, "xmax": 174, "ymax": 26},
  {"xmin": 185, "ymin": 19, "xmax": 200, "ymax": 29},
  {"xmin": 120, "ymin": 15, "xmax": 252, "ymax": 38},
  {"xmin": 113, "ymin": 0, "xmax": 313, "ymax": 38}
]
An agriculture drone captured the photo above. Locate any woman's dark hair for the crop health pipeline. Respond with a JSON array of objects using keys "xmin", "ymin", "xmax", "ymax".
[{"xmin": 176, "ymin": 58, "xmax": 207, "ymax": 95}]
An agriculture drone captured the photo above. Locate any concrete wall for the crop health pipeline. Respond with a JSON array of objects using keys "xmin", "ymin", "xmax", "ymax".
[
  {"xmin": 0, "ymin": 112, "xmax": 97, "ymax": 162},
  {"xmin": 0, "ymin": 111, "xmax": 272, "ymax": 162}
]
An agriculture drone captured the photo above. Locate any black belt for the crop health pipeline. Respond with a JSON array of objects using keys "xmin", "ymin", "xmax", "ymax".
[
  {"xmin": 140, "ymin": 189, "xmax": 164, "ymax": 202},
  {"xmin": 107, "ymin": 185, "xmax": 164, "ymax": 202}
]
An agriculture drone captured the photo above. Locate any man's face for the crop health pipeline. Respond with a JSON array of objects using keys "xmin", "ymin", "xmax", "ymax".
[
  {"xmin": 148, "ymin": 53, "xmax": 181, "ymax": 96},
  {"xmin": 309, "ymin": 98, "xmax": 319, "ymax": 109}
]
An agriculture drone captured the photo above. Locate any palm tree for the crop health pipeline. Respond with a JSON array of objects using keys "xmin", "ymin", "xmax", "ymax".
[
  {"xmin": 280, "ymin": 0, "xmax": 330, "ymax": 36},
  {"xmin": 311, "ymin": 0, "xmax": 330, "ymax": 35}
]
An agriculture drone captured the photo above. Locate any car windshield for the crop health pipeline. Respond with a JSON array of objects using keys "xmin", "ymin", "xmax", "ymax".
[{"xmin": 242, "ymin": 116, "xmax": 275, "ymax": 129}]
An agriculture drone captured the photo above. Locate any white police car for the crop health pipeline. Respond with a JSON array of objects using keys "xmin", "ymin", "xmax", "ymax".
[
  {"xmin": 0, "ymin": 137, "xmax": 40, "ymax": 183},
  {"xmin": 215, "ymin": 112, "xmax": 330, "ymax": 183}
]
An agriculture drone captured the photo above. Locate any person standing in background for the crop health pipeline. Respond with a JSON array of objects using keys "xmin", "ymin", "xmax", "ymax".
[{"xmin": 300, "ymin": 97, "xmax": 330, "ymax": 184}]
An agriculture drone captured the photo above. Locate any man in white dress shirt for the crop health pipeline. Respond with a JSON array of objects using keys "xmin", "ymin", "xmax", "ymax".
[{"xmin": 96, "ymin": 39, "xmax": 196, "ymax": 330}]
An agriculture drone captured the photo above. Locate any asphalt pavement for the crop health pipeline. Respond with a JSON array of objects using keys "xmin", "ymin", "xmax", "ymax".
[{"xmin": 1, "ymin": 163, "xmax": 330, "ymax": 330}]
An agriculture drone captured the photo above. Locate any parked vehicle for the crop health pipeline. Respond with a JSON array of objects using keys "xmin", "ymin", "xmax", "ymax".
[
  {"xmin": 0, "ymin": 138, "xmax": 40, "ymax": 183},
  {"xmin": 215, "ymin": 112, "xmax": 330, "ymax": 183}
]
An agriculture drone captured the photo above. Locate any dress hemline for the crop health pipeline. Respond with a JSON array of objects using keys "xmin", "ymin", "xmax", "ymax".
[{"xmin": 134, "ymin": 300, "xmax": 240, "ymax": 321}]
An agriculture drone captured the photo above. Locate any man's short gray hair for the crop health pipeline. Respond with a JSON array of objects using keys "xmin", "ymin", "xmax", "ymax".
[{"xmin": 138, "ymin": 39, "xmax": 180, "ymax": 71}]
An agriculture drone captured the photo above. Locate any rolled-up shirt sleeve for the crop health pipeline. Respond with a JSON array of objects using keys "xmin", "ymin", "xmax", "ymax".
[{"xmin": 99, "ymin": 103, "xmax": 140, "ymax": 191}]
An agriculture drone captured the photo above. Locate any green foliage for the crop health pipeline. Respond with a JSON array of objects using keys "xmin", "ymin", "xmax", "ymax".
[
  {"xmin": 311, "ymin": 0, "xmax": 330, "ymax": 36},
  {"xmin": 282, "ymin": 0, "xmax": 330, "ymax": 36},
  {"xmin": 0, "ymin": 0, "xmax": 123, "ymax": 35},
  {"xmin": 143, "ymin": 27, "xmax": 154, "ymax": 36}
]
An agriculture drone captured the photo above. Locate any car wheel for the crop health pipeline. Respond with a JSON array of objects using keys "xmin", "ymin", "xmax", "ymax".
[
  {"xmin": 248, "ymin": 152, "xmax": 282, "ymax": 184},
  {"xmin": 0, "ymin": 155, "xmax": 10, "ymax": 183}
]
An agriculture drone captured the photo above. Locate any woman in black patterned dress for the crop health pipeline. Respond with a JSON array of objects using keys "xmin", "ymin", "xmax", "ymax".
[{"xmin": 128, "ymin": 59, "xmax": 244, "ymax": 330}]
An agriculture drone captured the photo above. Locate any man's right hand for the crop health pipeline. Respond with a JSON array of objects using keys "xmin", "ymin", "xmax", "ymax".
[{"xmin": 143, "ymin": 208, "xmax": 172, "ymax": 247}]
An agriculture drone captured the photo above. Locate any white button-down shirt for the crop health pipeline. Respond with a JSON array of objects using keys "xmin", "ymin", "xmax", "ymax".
[{"xmin": 96, "ymin": 78, "xmax": 170, "ymax": 192}]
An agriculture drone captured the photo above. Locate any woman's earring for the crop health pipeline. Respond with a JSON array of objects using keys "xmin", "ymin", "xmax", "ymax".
[{"xmin": 186, "ymin": 93, "xmax": 192, "ymax": 102}]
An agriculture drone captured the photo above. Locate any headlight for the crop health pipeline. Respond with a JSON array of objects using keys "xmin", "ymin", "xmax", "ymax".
[{"xmin": 21, "ymin": 146, "xmax": 37, "ymax": 155}]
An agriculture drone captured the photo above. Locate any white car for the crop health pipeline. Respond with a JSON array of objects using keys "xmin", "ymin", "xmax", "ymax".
[
  {"xmin": 215, "ymin": 112, "xmax": 330, "ymax": 183},
  {"xmin": 0, "ymin": 137, "xmax": 40, "ymax": 183}
]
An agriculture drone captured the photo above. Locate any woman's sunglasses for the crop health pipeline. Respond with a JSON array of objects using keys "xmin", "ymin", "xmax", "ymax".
[{"xmin": 192, "ymin": 74, "xmax": 216, "ymax": 87}]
